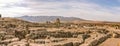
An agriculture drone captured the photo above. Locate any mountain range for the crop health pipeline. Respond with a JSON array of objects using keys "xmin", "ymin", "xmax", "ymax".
[{"xmin": 16, "ymin": 16, "xmax": 85, "ymax": 22}]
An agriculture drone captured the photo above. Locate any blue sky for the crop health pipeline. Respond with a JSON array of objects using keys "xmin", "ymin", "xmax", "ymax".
[{"xmin": 0, "ymin": 0, "xmax": 120, "ymax": 21}]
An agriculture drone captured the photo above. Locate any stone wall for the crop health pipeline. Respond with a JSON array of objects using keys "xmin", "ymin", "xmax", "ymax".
[{"xmin": 80, "ymin": 33, "xmax": 110, "ymax": 46}]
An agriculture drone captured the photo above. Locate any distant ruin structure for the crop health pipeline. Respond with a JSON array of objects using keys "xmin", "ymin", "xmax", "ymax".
[
  {"xmin": 0, "ymin": 14, "xmax": 1, "ymax": 18},
  {"xmin": 46, "ymin": 21, "xmax": 51, "ymax": 24},
  {"xmin": 55, "ymin": 18, "xmax": 61, "ymax": 24}
]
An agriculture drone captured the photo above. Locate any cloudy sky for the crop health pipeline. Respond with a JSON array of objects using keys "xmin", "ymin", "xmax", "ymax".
[{"xmin": 0, "ymin": 0, "xmax": 120, "ymax": 21}]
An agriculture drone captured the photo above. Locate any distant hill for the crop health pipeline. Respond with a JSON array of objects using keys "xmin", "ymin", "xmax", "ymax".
[
  {"xmin": 0, "ymin": 17, "xmax": 34, "ymax": 26},
  {"xmin": 17, "ymin": 16, "xmax": 85, "ymax": 22},
  {"xmin": 0, "ymin": 17, "xmax": 30, "ymax": 23}
]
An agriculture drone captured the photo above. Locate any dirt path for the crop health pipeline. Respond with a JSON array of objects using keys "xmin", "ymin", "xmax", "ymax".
[{"xmin": 99, "ymin": 38, "xmax": 120, "ymax": 46}]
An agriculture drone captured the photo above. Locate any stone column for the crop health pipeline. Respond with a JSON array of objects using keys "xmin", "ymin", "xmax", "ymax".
[{"xmin": 0, "ymin": 14, "xmax": 1, "ymax": 18}]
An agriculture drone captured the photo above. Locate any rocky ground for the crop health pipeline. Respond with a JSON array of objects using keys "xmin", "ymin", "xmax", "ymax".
[{"xmin": 0, "ymin": 17, "xmax": 120, "ymax": 46}]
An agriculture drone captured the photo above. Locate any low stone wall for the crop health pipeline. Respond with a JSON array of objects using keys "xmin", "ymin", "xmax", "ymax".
[
  {"xmin": 0, "ymin": 38, "xmax": 19, "ymax": 44},
  {"xmin": 51, "ymin": 41, "xmax": 73, "ymax": 46},
  {"xmin": 7, "ymin": 41, "xmax": 29, "ymax": 46},
  {"xmin": 80, "ymin": 33, "xmax": 110, "ymax": 46}
]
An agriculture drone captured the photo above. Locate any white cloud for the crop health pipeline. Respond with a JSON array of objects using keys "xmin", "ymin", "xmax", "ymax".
[
  {"xmin": 24, "ymin": 1, "xmax": 118, "ymax": 21},
  {"xmin": 0, "ymin": 0, "xmax": 30, "ymax": 17},
  {"xmin": 0, "ymin": 0, "xmax": 22, "ymax": 3},
  {"xmin": 0, "ymin": 0, "xmax": 120, "ymax": 21}
]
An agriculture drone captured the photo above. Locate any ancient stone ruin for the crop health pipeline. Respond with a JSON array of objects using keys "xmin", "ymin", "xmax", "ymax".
[{"xmin": 0, "ymin": 17, "xmax": 120, "ymax": 46}]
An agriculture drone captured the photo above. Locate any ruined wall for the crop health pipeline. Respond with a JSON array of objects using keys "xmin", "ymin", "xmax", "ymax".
[{"xmin": 80, "ymin": 33, "xmax": 110, "ymax": 46}]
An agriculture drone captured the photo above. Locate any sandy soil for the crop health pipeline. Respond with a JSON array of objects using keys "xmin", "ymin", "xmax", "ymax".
[{"xmin": 99, "ymin": 38, "xmax": 120, "ymax": 46}]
